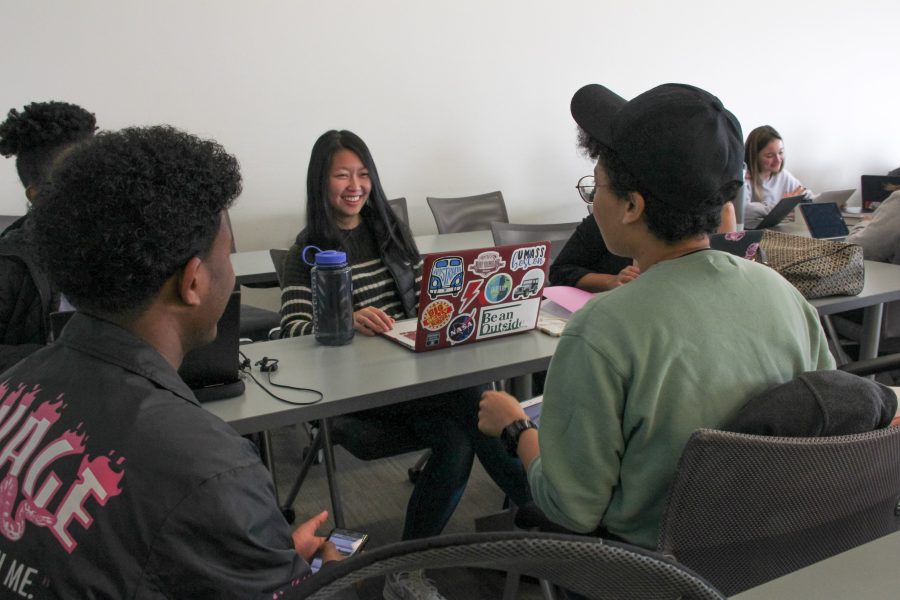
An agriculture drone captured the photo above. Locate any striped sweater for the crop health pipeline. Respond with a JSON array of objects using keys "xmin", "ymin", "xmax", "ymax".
[{"xmin": 280, "ymin": 221, "xmax": 422, "ymax": 338}]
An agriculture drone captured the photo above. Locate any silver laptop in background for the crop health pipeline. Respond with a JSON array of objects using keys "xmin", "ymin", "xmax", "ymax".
[{"xmin": 811, "ymin": 189, "xmax": 855, "ymax": 207}]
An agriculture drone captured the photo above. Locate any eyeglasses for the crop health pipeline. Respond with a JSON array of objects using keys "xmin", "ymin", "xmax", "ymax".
[
  {"xmin": 576, "ymin": 175, "xmax": 597, "ymax": 204},
  {"xmin": 576, "ymin": 175, "xmax": 613, "ymax": 204}
]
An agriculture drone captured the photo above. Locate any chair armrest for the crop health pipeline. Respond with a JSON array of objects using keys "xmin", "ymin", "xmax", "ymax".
[{"xmin": 838, "ymin": 353, "xmax": 900, "ymax": 377}]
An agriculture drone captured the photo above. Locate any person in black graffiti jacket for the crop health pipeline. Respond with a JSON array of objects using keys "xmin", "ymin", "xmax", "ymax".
[{"xmin": 0, "ymin": 125, "xmax": 344, "ymax": 599}]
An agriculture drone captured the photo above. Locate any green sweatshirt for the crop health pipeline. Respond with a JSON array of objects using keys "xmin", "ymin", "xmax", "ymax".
[{"xmin": 528, "ymin": 249, "xmax": 835, "ymax": 549}]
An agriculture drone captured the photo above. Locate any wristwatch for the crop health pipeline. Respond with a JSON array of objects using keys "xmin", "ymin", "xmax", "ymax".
[{"xmin": 501, "ymin": 419, "xmax": 537, "ymax": 456}]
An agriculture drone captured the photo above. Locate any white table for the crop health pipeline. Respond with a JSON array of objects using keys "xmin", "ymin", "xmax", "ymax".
[
  {"xmin": 730, "ymin": 530, "xmax": 900, "ymax": 599},
  {"xmin": 207, "ymin": 329, "xmax": 559, "ymax": 526}
]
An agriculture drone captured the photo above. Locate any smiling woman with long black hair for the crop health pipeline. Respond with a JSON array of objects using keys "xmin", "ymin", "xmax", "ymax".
[{"xmin": 279, "ymin": 129, "xmax": 530, "ymax": 600}]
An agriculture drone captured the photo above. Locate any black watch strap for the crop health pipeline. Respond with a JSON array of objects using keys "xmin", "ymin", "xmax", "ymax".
[{"xmin": 501, "ymin": 419, "xmax": 537, "ymax": 456}]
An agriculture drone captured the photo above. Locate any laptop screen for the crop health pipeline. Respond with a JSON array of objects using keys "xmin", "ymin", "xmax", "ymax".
[
  {"xmin": 861, "ymin": 175, "xmax": 900, "ymax": 212},
  {"xmin": 179, "ymin": 290, "xmax": 244, "ymax": 401},
  {"xmin": 799, "ymin": 203, "xmax": 849, "ymax": 239},
  {"xmin": 51, "ymin": 290, "xmax": 244, "ymax": 402}
]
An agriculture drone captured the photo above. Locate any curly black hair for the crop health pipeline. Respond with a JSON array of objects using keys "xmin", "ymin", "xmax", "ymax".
[
  {"xmin": 577, "ymin": 127, "xmax": 737, "ymax": 243},
  {"xmin": 30, "ymin": 125, "xmax": 242, "ymax": 317},
  {"xmin": 0, "ymin": 101, "xmax": 97, "ymax": 187}
]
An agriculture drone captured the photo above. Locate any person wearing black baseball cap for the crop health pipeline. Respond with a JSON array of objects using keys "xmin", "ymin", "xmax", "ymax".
[{"xmin": 480, "ymin": 83, "xmax": 834, "ymax": 550}]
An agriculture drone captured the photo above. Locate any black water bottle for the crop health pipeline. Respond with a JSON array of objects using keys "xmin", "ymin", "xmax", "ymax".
[{"xmin": 304, "ymin": 246, "xmax": 354, "ymax": 346}]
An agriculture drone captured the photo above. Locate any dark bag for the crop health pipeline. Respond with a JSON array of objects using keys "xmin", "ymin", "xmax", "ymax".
[
  {"xmin": 761, "ymin": 230, "xmax": 864, "ymax": 299},
  {"xmin": 709, "ymin": 231, "xmax": 766, "ymax": 262}
]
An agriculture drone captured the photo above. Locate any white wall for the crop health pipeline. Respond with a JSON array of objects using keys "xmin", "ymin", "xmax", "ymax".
[{"xmin": 3, "ymin": 0, "xmax": 899, "ymax": 251}]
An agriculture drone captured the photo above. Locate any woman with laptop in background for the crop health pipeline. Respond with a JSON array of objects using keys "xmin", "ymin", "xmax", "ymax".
[
  {"xmin": 279, "ymin": 129, "xmax": 530, "ymax": 600},
  {"xmin": 743, "ymin": 125, "xmax": 811, "ymax": 228}
]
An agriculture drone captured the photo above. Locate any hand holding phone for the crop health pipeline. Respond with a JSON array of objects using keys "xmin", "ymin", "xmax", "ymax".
[{"xmin": 310, "ymin": 528, "xmax": 368, "ymax": 574}]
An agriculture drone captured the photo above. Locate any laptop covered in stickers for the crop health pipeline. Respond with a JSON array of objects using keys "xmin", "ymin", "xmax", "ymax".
[{"xmin": 380, "ymin": 241, "xmax": 550, "ymax": 352}]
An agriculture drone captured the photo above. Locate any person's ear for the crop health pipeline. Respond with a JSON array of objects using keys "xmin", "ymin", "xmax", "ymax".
[
  {"xmin": 25, "ymin": 185, "xmax": 38, "ymax": 203},
  {"xmin": 177, "ymin": 257, "xmax": 205, "ymax": 307},
  {"xmin": 622, "ymin": 191, "xmax": 645, "ymax": 225}
]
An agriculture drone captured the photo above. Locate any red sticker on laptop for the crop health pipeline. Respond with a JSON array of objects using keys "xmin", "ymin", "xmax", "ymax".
[
  {"xmin": 467, "ymin": 251, "xmax": 506, "ymax": 278},
  {"xmin": 421, "ymin": 299, "xmax": 454, "ymax": 331}
]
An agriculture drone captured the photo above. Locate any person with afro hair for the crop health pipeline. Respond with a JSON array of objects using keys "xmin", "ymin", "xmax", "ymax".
[
  {"xmin": 0, "ymin": 101, "xmax": 97, "ymax": 370},
  {"xmin": 0, "ymin": 125, "xmax": 343, "ymax": 598}
]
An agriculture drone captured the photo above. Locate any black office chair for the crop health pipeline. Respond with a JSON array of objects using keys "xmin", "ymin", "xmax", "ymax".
[
  {"xmin": 292, "ymin": 531, "xmax": 725, "ymax": 600},
  {"xmin": 426, "ymin": 191, "xmax": 508, "ymax": 233},
  {"xmin": 656, "ymin": 426, "xmax": 900, "ymax": 596}
]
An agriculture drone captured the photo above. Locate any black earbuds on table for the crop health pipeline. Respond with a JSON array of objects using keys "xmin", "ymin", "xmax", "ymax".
[{"xmin": 256, "ymin": 357, "xmax": 278, "ymax": 372}]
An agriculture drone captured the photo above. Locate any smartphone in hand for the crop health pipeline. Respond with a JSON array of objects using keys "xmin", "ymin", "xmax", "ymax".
[{"xmin": 310, "ymin": 528, "xmax": 368, "ymax": 573}]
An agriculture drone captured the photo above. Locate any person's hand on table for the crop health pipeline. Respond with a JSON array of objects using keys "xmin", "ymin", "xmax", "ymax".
[
  {"xmin": 479, "ymin": 390, "xmax": 528, "ymax": 437},
  {"xmin": 353, "ymin": 306, "xmax": 394, "ymax": 336}
]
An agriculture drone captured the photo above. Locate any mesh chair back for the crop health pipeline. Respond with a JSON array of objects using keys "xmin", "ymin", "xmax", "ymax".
[
  {"xmin": 294, "ymin": 531, "xmax": 725, "ymax": 600},
  {"xmin": 426, "ymin": 191, "xmax": 508, "ymax": 233},
  {"xmin": 387, "ymin": 197, "xmax": 409, "ymax": 225},
  {"xmin": 490, "ymin": 221, "xmax": 579, "ymax": 263},
  {"xmin": 658, "ymin": 427, "xmax": 900, "ymax": 596}
]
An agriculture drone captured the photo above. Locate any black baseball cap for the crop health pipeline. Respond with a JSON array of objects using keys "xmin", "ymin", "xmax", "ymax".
[{"xmin": 570, "ymin": 83, "xmax": 744, "ymax": 210}]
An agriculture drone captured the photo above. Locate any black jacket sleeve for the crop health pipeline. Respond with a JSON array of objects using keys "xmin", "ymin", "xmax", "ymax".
[
  {"xmin": 0, "ymin": 255, "xmax": 47, "ymax": 372},
  {"xmin": 549, "ymin": 216, "xmax": 632, "ymax": 287}
]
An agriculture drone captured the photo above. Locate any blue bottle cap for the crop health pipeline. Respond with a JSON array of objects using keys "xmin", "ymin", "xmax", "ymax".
[
  {"xmin": 301, "ymin": 245, "xmax": 347, "ymax": 266},
  {"xmin": 313, "ymin": 249, "xmax": 347, "ymax": 266}
]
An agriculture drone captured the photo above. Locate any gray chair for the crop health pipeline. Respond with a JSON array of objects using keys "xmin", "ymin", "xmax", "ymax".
[
  {"xmin": 387, "ymin": 197, "xmax": 409, "ymax": 225},
  {"xmin": 0, "ymin": 215, "xmax": 23, "ymax": 234},
  {"xmin": 269, "ymin": 248, "xmax": 288, "ymax": 287},
  {"xmin": 657, "ymin": 427, "xmax": 900, "ymax": 596},
  {"xmin": 222, "ymin": 212, "xmax": 280, "ymax": 341},
  {"xmin": 490, "ymin": 221, "xmax": 579, "ymax": 263},
  {"xmin": 426, "ymin": 190, "xmax": 508, "ymax": 233},
  {"xmin": 293, "ymin": 531, "xmax": 725, "ymax": 600}
]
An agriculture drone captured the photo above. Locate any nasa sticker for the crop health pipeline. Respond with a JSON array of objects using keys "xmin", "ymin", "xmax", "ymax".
[
  {"xmin": 510, "ymin": 245, "xmax": 547, "ymax": 271},
  {"xmin": 421, "ymin": 298, "xmax": 454, "ymax": 331},
  {"xmin": 484, "ymin": 273, "xmax": 513, "ymax": 304},
  {"xmin": 447, "ymin": 312, "xmax": 476, "ymax": 345},
  {"xmin": 512, "ymin": 268, "xmax": 545, "ymax": 300},
  {"xmin": 467, "ymin": 251, "xmax": 506, "ymax": 278}
]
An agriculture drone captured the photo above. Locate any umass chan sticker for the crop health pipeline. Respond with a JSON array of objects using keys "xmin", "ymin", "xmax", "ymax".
[
  {"xmin": 467, "ymin": 251, "xmax": 506, "ymax": 278},
  {"xmin": 447, "ymin": 312, "xmax": 476, "ymax": 345},
  {"xmin": 420, "ymin": 298, "xmax": 454, "ymax": 331}
]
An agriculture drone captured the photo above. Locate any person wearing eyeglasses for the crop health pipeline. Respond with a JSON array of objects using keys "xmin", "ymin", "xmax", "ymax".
[
  {"xmin": 548, "ymin": 177, "xmax": 638, "ymax": 291},
  {"xmin": 479, "ymin": 83, "xmax": 833, "ymax": 551},
  {"xmin": 551, "ymin": 177, "xmax": 737, "ymax": 292}
]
